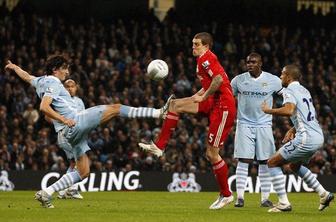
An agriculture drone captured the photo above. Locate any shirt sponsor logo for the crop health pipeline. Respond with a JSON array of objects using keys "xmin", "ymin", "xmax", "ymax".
[
  {"xmin": 202, "ymin": 60, "xmax": 210, "ymax": 69},
  {"xmin": 242, "ymin": 91, "xmax": 268, "ymax": 96}
]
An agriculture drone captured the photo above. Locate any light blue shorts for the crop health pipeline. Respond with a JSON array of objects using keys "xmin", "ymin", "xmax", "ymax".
[
  {"xmin": 57, "ymin": 105, "xmax": 107, "ymax": 160},
  {"xmin": 279, "ymin": 135, "xmax": 324, "ymax": 163},
  {"xmin": 234, "ymin": 125, "xmax": 275, "ymax": 161}
]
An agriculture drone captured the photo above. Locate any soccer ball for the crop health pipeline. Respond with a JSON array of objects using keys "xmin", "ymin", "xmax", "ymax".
[{"xmin": 147, "ymin": 59, "xmax": 169, "ymax": 81}]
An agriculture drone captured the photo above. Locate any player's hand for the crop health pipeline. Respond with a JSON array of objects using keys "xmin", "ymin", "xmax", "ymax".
[
  {"xmin": 62, "ymin": 118, "xmax": 76, "ymax": 127},
  {"xmin": 261, "ymin": 101, "xmax": 270, "ymax": 113},
  {"xmin": 5, "ymin": 60, "xmax": 17, "ymax": 71},
  {"xmin": 192, "ymin": 94, "xmax": 205, "ymax": 103},
  {"xmin": 282, "ymin": 128, "xmax": 295, "ymax": 143}
]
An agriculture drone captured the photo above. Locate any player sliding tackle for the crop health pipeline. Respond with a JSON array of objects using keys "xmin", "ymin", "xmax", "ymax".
[
  {"xmin": 5, "ymin": 56, "xmax": 172, "ymax": 208},
  {"xmin": 261, "ymin": 64, "xmax": 334, "ymax": 212},
  {"xmin": 139, "ymin": 32, "xmax": 237, "ymax": 210}
]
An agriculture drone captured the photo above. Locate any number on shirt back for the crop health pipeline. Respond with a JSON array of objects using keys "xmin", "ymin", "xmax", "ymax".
[{"xmin": 302, "ymin": 98, "xmax": 314, "ymax": 121}]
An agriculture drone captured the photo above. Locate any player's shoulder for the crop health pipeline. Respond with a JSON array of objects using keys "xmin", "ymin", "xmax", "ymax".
[
  {"xmin": 44, "ymin": 75, "xmax": 61, "ymax": 84},
  {"xmin": 200, "ymin": 50, "xmax": 218, "ymax": 62},
  {"xmin": 233, "ymin": 72, "xmax": 249, "ymax": 80},
  {"xmin": 74, "ymin": 96, "xmax": 83, "ymax": 102},
  {"xmin": 262, "ymin": 71, "xmax": 280, "ymax": 80}
]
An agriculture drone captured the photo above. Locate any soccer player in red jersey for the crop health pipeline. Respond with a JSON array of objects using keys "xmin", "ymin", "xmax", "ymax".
[{"xmin": 139, "ymin": 32, "xmax": 236, "ymax": 209}]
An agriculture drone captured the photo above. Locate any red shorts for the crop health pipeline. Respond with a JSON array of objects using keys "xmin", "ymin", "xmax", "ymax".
[{"xmin": 198, "ymin": 96, "xmax": 236, "ymax": 148}]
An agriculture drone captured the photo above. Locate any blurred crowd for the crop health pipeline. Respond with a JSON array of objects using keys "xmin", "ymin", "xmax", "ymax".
[{"xmin": 0, "ymin": 5, "xmax": 335, "ymax": 176}]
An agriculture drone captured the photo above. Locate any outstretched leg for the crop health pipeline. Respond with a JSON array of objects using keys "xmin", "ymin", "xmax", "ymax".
[{"xmin": 138, "ymin": 96, "xmax": 198, "ymax": 156}]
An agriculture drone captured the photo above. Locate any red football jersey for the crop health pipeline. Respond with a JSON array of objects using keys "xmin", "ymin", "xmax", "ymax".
[{"xmin": 196, "ymin": 50, "xmax": 235, "ymax": 108}]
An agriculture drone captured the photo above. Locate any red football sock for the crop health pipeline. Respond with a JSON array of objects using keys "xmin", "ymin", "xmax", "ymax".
[
  {"xmin": 155, "ymin": 112, "xmax": 179, "ymax": 150},
  {"xmin": 212, "ymin": 159, "xmax": 231, "ymax": 197}
]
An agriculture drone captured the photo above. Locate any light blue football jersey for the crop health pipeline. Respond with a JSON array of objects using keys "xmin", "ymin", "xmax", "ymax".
[
  {"xmin": 231, "ymin": 71, "xmax": 282, "ymax": 126},
  {"xmin": 72, "ymin": 96, "xmax": 85, "ymax": 112},
  {"xmin": 282, "ymin": 81, "xmax": 323, "ymax": 140},
  {"xmin": 31, "ymin": 75, "xmax": 77, "ymax": 132}
]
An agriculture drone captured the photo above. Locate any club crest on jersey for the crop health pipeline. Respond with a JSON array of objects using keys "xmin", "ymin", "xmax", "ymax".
[
  {"xmin": 46, "ymin": 87, "xmax": 54, "ymax": 93},
  {"xmin": 284, "ymin": 93, "xmax": 291, "ymax": 99},
  {"xmin": 202, "ymin": 60, "xmax": 210, "ymax": 69},
  {"xmin": 262, "ymin": 82, "xmax": 268, "ymax": 87}
]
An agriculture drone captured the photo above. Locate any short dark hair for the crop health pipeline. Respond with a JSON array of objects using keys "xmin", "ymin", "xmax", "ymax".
[
  {"xmin": 194, "ymin": 32, "xmax": 213, "ymax": 49},
  {"xmin": 247, "ymin": 52, "xmax": 262, "ymax": 61},
  {"xmin": 285, "ymin": 64, "xmax": 301, "ymax": 81},
  {"xmin": 45, "ymin": 55, "xmax": 70, "ymax": 75}
]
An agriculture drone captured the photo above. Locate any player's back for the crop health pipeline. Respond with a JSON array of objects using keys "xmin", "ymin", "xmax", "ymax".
[
  {"xmin": 284, "ymin": 82, "xmax": 323, "ymax": 143},
  {"xmin": 231, "ymin": 71, "xmax": 282, "ymax": 126},
  {"xmin": 32, "ymin": 75, "xmax": 77, "ymax": 132}
]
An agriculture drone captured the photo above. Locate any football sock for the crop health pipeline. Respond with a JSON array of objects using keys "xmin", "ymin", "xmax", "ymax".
[
  {"xmin": 298, "ymin": 166, "xmax": 326, "ymax": 197},
  {"xmin": 119, "ymin": 105, "xmax": 161, "ymax": 118},
  {"xmin": 155, "ymin": 112, "xmax": 179, "ymax": 149},
  {"xmin": 236, "ymin": 161, "xmax": 249, "ymax": 200},
  {"xmin": 66, "ymin": 166, "xmax": 75, "ymax": 173},
  {"xmin": 213, "ymin": 159, "xmax": 231, "ymax": 197},
  {"xmin": 259, "ymin": 164, "xmax": 271, "ymax": 201},
  {"xmin": 66, "ymin": 166, "xmax": 78, "ymax": 191},
  {"xmin": 45, "ymin": 170, "xmax": 82, "ymax": 196},
  {"xmin": 268, "ymin": 167, "xmax": 290, "ymax": 204}
]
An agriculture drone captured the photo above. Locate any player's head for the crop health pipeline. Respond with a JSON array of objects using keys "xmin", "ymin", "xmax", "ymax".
[
  {"xmin": 64, "ymin": 79, "xmax": 78, "ymax": 97},
  {"xmin": 45, "ymin": 55, "xmax": 70, "ymax": 81},
  {"xmin": 246, "ymin": 52, "xmax": 262, "ymax": 76},
  {"xmin": 192, "ymin": 32, "xmax": 213, "ymax": 57},
  {"xmin": 281, "ymin": 64, "xmax": 302, "ymax": 87}
]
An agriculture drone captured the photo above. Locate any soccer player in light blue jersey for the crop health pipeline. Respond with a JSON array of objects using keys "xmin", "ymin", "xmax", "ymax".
[
  {"xmin": 5, "ymin": 55, "xmax": 172, "ymax": 208},
  {"xmin": 231, "ymin": 53, "xmax": 282, "ymax": 208},
  {"xmin": 262, "ymin": 64, "xmax": 334, "ymax": 212}
]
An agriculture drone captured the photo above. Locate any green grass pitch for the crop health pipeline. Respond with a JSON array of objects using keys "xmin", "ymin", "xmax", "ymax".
[{"xmin": 0, "ymin": 191, "xmax": 334, "ymax": 222}]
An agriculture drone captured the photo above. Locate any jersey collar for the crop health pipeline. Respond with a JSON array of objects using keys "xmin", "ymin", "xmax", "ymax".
[
  {"xmin": 248, "ymin": 71, "xmax": 264, "ymax": 81},
  {"xmin": 288, "ymin": 81, "xmax": 300, "ymax": 87},
  {"xmin": 198, "ymin": 50, "xmax": 209, "ymax": 59}
]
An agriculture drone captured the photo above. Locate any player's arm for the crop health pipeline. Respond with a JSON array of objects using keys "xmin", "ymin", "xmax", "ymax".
[
  {"xmin": 282, "ymin": 127, "xmax": 296, "ymax": 143},
  {"xmin": 40, "ymin": 96, "xmax": 76, "ymax": 127},
  {"xmin": 192, "ymin": 88, "xmax": 205, "ymax": 98},
  {"xmin": 44, "ymin": 115, "xmax": 53, "ymax": 123},
  {"xmin": 261, "ymin": 102, "xmax": 296, "ymax": 116},
  {"xmin": 193, "ymin": 75, "xmax": 223, "ymax": 102},
  {"xmin": 203, "ymin": 75, "xmax": 223, "ymax": 98},
  {"xmin": 5, "ymin": 60, "xmax": 36, "ymax": 84}
]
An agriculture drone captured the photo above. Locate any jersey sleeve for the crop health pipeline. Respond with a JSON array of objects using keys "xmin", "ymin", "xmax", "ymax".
[
  {"xmin": 230, "ymin": 76, "xmax": 238, "ymax": 96},
  {"xmin": 282, "ymin": 89, "xmax": 296, "ymax": 105},
  {"xmin": 201, "ymin": 55, "xmax": 224, "ymax": 78},
  {"xmin": 274, "ymin": 76, "xmax": 283, "ymax": 95},
  {"xmin": 31, "ymin": 77, "xmax": 40, "ymax": 88},
  {"xmin": 43, "ymin": 80, "xmax": 61, "ymax": 99}
]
